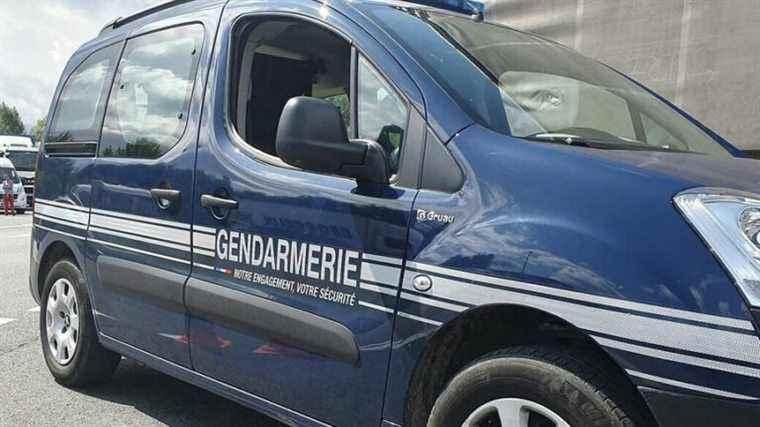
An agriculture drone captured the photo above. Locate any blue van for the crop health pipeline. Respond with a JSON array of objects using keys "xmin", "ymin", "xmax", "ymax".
[{"xmin": 30, "ymin": 1, "xmax": 760, "ymax": 426}]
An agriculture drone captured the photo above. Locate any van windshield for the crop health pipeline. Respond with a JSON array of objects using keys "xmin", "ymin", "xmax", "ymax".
[
  {"xmin": 368, "ymin": 6, "xmax": 731, "ymax": 156},
  {"xmin": 0, "ymin": 167, "xmax": 20, "ymax": 184},
  {"xmin": 6, "ymin": 151, "xmax": 36, "ymax": 172}
]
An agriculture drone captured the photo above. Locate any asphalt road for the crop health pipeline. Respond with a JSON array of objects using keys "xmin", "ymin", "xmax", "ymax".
[{"xmin": 0, "ymin": 213, "xmax": 283, "ymax": 426}]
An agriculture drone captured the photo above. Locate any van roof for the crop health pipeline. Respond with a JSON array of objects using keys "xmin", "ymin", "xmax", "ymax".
[
  {"xmin": 99, "ymin": 0, "xmax": 195, "ymax": 36},
  {"xmin": 96, "ymin": 0, "xmax": 479, "ymax": 37}
]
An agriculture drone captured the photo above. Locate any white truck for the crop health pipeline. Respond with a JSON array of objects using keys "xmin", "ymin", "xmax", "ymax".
[
  {"xmin": 0, "ymin": 135, "xmax": 34, "ymax": 150},
  {"xmin": 4, "ymin": 145, "xmax": 38, "ymax": 207},
  {"xmin": 0, "ymin": 156, "xmax": 28, "ymax": 214}
]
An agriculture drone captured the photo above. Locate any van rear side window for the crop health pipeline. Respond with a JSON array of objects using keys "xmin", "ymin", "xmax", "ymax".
[
  {"xmin": 48, "ymin": 45, "xmax": 120, "ymax": 142},
  {"xmin": 99, "ymin": 25, "xmax": 204, "ymax": 159}
]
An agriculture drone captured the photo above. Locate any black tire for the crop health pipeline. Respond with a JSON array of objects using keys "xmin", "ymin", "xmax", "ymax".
[
  {"xmin": 40, "ymin": 259, "xmax": 121, "ymax": 387},
  {"xmin": 427, "ymin": 346, "xmax": 651, "ymax": 427}
]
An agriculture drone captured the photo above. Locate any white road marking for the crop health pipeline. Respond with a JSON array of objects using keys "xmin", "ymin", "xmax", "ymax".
[
  {"xmin": 0, "ymin": 318, "xmax": 16, "ymax": 327},
  {"xmin": 28, "ymin": 306, "xmax": 40, "ymax": 313}
]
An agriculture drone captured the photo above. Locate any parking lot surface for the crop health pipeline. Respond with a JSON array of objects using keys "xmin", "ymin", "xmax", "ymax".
[{"xmin": 0, "ymin": 214, "xmax": 283, "ymax": 426}]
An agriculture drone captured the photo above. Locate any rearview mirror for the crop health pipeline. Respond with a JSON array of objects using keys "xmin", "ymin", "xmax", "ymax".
[{"xmin": 276, "ymin": 97, "xmax": 390, "ymax": 185}]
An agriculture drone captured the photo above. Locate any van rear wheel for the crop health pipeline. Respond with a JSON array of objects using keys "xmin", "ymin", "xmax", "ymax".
[
  {"xmin": 427, "ymin": 346, "xmax": 648, "ymax": 427},
  {"xmin": 40, "ymin": 259, "xmax": 121, "ymax": 386}
]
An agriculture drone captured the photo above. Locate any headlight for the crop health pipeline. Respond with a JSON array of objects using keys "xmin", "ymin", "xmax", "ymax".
[
  {"xmin": 741, "ymin": 209, "xmax": 760, "ymax": 247},
  {"xmin": 675, "ymin": 188, "xmax": 760, "ymax": 307}
]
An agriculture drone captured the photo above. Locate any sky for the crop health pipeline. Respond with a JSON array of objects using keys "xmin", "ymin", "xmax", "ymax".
[{"xmin": 0, "ymin": 0, "xmax": 163, "ymax": 132}]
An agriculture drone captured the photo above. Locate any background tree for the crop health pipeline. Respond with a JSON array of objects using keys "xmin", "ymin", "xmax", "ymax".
[
  {"xmin": 0, "ymin": 102, "xmax": 25, "ymax": 135},
  {"xmin": 31, "ymin": 116, "xmax": 47, "ymax": 142}
]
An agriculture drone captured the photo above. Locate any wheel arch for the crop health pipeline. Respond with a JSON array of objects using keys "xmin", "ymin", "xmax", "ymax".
[
  {"xmin": 403, "ymin": 303, "xmax": 658, "ymax": 427},
  {"xmin": 36, "ymin": 237, "xmax": 85, "ymax": 302}
]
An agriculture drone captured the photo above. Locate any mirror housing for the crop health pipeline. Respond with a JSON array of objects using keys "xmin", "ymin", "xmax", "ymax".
[{"xmin": 276, "ymin": 97, "xmax": 390, "ymax": 185}]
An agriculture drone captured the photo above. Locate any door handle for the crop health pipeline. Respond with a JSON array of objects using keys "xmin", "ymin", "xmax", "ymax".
[
  {"xmin": 201, "ymin": 194, "xmax": 239, "ymax": 210},
  {"xmin": 150, "ymin": 188, "xmax": 181, "ymax": 209}
]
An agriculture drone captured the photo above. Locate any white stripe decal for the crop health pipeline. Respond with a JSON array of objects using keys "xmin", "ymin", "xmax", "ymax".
[
  {"xmin": 360, "ymin": 262, "xmax": 401, "ymax": 286},
  {"xmin": 91, "ymin": 214, "xmax": 190, "ymax": 245},
  {"xmin": 193, "ymin": 232, "xmax": 216, "ymax": 251},
  {"xmin": 361, "ymin": 282, "xmax": 398, "ymax": 297},
  {"xmin": 400, "ymin": 291, "xmax": 468, "ymax": 313},
  {"xmin": 34, "ymin": 224, "xmax": 85, "ymax": 240},
  {"xmin": 89, "ymin": 238, "xmax": 190, "ymax": 265},
  {"xmin": 596, "ymin": 336, "xmax": 760, "ymax": 379},
  {"xmin": 397, "ymin": 311, "xmax": 443, "ymax": 326},
  {"xmin": 194, "ymin": 247, "xmax": 216, "ymax": 258},
  {"xmin": 91, "ymin": 207, "xmax": 190, "ymax": 230},
  {"xmin": 362, "ymin": 253, "xmax": 403, "ymax": 266},
  {"xmin": 35, "ymin": 199, "xmax": 89, "ymax": 213},
  {"xmin": 627, "ymin": 370, "xmax": 758, "ymax": 401},
  {"xmin": 34, "ymin": 213, "xmax": 88, "ymax": 230},
  {"xmin": 34, "ymin": 203, "xmax": 89, "ymax": 225},
  {"xmin": 195, "ymin": 263, "xmax": 215, "ymax": 271},
  {"xmin": 407, "ymin": 261, "xmax": 754, "ymax": 331},
  {"xmin": 89, "ymin": 226, "xmax": 190, "ymax": 252},
  {"xmin": 193, "ymin": 225, "xmax": 216, "ymax": 234},
  {"xmin": 409, "ymin": 273, "xmax": 760, "ymax": 365},
  {"xmin": 359, "ymin": 300, "xmax": 394, "ymax": 314}
]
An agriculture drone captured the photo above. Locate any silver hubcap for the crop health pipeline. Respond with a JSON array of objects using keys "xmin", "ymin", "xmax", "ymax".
[
  {"xmin": 463, "ymin": 399, "xmax": 570, "ymax": 427},
  {"xmin": 46, "ymin": 278, "xmax": 79, "ymax": 365}
]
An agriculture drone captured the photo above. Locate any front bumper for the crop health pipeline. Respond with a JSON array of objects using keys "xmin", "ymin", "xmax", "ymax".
[
  {"xmin": 13, "ymin": 193, "xmax": 27, "ymax": 210},
  {"xmin": 641, "ymin": 387, "xmax": 760, "ymax": 427}
]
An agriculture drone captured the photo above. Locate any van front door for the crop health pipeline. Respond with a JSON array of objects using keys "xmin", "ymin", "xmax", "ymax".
[
  {"xmin": 86, "ymin": 10, "xmax": 220, "ymax": 367},
  {"xmin": 186, "ymin": 4, "xmax": 425, "ymax": 425}
]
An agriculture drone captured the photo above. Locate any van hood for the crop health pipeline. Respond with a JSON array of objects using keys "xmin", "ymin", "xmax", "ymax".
[{"xmin": 583, "ymin": 149, "xmax": 760, "ymax": 194}]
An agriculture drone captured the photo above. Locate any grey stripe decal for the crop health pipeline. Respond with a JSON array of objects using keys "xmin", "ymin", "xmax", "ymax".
[
  {"xmin": 360, "ymin": 262, "xmax": 401, "ymax": 286},
  {"xmin": 361, "ymin": 282, "xmax": 398, "ymax": 297},
  {"xmin": 596, "ymin": 336, "xmax": 760, "ymax": 379},
  {"xmin": 407, "ymin": 261, "xmax": 754, "ymax": 331},
  {"xmin": 362, "ymin": 253, "xmax": 403, "ymax": 266},
  {"xmin": 91, "ymin": 207, "xmax": 190, "ymax": 230},
  {"xmin": 397, "ymin": 311, "xmax": 443, "ymax": 326},
  {"xmin": 400, "ymin": 291, "xmax": 468, "ymax": 313},
  {"xmin": 90, "ymin": 226, "xmax": 190, "ymax": 252},
  {"xmin": 35, "ymin": 213, "xmax": 88, "ymax": 230},
  {"xmin": 193, "ymin": 231, "xmax": 216, "ymax": 251},
  {"xmin": 194, "ymin": 247, "xmax": 216, "ymax": 258},
  {"xmin": 193, "ymin": 225, "xmax": 216, "ymax": 234},
  {"xmin": 411, "ymin": 272, "xmax": 760, "ymax": 365},
  {"xmin": 35, "ymin": 203, "xmax": 89, "ymax": 225},
  {"xmin": 358, "ymin": 301, "xmax": 394, "ymax": 314},
  {"xmin": 34, "ymin": 224, "xmax": 85, "ymax": 240},
  {"xmin": 91, "ymin": 214, "xmax": 190, "ymax": 245},
  {"xmin": 627, "ymin": 370, "xmax": 758, "ymax": 401},
  {"xmin": 89, "ymin": 238, "xmax": 190, "ymax": 265},
  {"xmin": 34, "ymin": 198, "xmax": 89, "ymax": 213}
]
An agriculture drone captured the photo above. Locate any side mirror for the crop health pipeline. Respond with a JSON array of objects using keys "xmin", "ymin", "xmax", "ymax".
[{"xmin": 276, "ymin": 97, "xmax": 390, "ymax": 185}]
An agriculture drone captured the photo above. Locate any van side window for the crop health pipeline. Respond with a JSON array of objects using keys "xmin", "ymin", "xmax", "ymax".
[
  {"xmin": 357, "ymin": 56, "xmax": 408, "ymax": 175},
  {"xmin": 48, "ymin": 45, "xmax": 120, "ymax": 143},
  {"xmin": 230, "ymin": 19, "xmax": 351, "ymax": 157},
  {"xmin": 99, "ymin": 25, "xmax": 204, "ymax": 159}
]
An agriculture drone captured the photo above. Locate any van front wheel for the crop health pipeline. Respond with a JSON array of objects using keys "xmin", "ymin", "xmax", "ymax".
[
  {"xmin": 427, "ymin": 346, "xmax": 648, "ymax": 427},
  {"xmin": 40, "ymin": 259, "xmax": 120, "ymax": 387}
]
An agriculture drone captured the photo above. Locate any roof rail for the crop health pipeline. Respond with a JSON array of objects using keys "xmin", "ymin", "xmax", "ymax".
[{"xmin": 99, "ymin": 0, "xmax": 196, "ymax": 35}]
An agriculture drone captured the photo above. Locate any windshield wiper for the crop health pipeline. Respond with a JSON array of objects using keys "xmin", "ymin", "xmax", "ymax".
[
  {"xmin": 521, "ymin": 133, "xmax": 692, "ymax": 153},
  {"xmin": 523, "ymin": 133, "xmax": 595, "ymax": 147}
]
